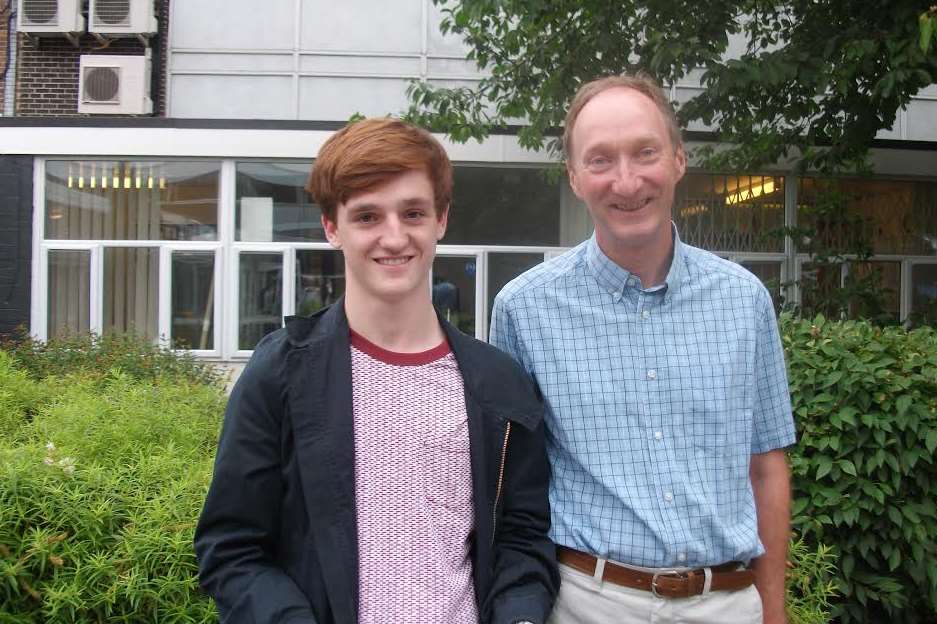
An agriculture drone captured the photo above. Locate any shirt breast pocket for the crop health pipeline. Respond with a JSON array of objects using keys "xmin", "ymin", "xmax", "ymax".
[{"xmin": 421, "ymin": 419, "xmax": 473, "ymax": 512}]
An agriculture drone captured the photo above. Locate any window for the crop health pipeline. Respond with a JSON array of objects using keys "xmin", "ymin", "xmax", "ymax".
[
  {"xmin": 236, "ymin": 161, "xmax": 322, "ymax": 242},
  {"xmin": 674, "ymin": 174, "xmax": 785, "ymax": 253},
  {"xmin": 45, "ymin": 160, "xmax": 220, "ymax": 241},
  {"xmin": 444, "ymin": 166, "xmax": 561, "ymax": 246}
]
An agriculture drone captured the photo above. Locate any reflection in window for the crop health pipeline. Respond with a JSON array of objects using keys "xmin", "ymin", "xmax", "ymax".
[
  {"xmin": 239, "ymin": 252, "xmax": 283, "ymax": 350},
  {"xmin": 674, "ymin": 174, "xmax": 785, "ymax": 252},
  {"xmin": 445, "ymin": 167, "xmax": 561, "ymax": 246},
  {"xmin": 799, "ymin": 178, "xmax": 937, "ymax": 256},
  {"xmin": 740, "ymin": 261, "xmax": 783, "ymax": 309},
  {"xmin": 172, "ymin": 252, "xmax": 215, "ymax": 350},
  {"xmin": 487, "ymin": 252, "xmax": 543, "ymax": 329},
  {"xmin": 848, "ymin": 262, "xmax": 900, "ymax": 323},
  {"xmin": 103, "ymin": 247, "xmax": 159, "ymax": 340},
  {"xmin": 45, "ymin": 160, "xmax": 220, "ymax": 241},
  {"xmin": 911, "ymin": 264, "xmax": 937, "ymax": 326},
  {"xmin": 295, "ymin": 250, "xmax": 344, "ymax": 316},
  {"xmin": 433, "ymin": 256, "xmax": 476, "ymax": 336},
  {"xmin": 236, "ymin": 162, "xmax": 323, "ymax": 242},
  {"xmin": 48, "ymin": 250, "xmax": 90, "ymax": 337}
]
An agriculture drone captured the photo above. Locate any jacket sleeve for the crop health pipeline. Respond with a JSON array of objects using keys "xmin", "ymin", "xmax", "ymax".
[
  {"xmin": 487, "ymin": 416, "xmax": 560, "ymax": 624},
  {"xmin": 194, "ymin": 337, "xmax": 318, "ymax": 624}
]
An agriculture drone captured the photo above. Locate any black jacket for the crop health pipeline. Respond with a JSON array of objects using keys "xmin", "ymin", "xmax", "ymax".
[{"xmin": 195, "ymin": 302, "xmax": 559, "ymax": 624}]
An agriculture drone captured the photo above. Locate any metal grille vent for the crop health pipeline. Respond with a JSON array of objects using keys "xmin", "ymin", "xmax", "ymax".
[
  {"xmin": 93, "ymin": 0, "xmax": 131, "ymax": 26},
  {"xmin": 22, "ymin": 0, "xmax": 58, "ymax": 25},
  {"xmin": 82, "ymin": 67, "xmax": 121, "ymax": 104}
]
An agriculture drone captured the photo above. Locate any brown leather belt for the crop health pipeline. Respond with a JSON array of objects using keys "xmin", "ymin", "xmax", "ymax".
[{"xmin": 557, "ymin": 546, "xmax": 755, "ymax": 599}]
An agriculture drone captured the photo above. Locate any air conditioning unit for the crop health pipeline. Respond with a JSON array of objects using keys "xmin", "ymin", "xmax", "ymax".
[
  {"xmin": 17, "ymin": 0, "xmax": 84, "ymax": 33},
  {"xmin": 89, "ymin": 0, "xmax": 157, "ymax": 35},
  {"xmin": 78, "ymin": 55, "xmax": 153, "ymax": 115}
]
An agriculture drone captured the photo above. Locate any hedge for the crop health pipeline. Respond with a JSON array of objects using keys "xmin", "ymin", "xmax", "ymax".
[
  {"xmin": 784, "ymin": 315, "xmax": 937, "ymax": 623},
  {"xmin": 0, "ymin": 333, "xmax": 844, "ymax": 622}
]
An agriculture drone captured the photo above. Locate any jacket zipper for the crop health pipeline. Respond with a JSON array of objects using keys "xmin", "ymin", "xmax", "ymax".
[{"xmin": 490, "ymin": 421, "xmax": 511, "ymax": 546}]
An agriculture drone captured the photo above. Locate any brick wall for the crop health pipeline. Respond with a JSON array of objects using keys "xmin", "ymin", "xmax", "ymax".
[
  {"xmin": 1, "ymin": 2, "xmax": 11, "ymax": 109},
  {"xmin": 15, "ymin": 0, "xmax": 170, "ymax": 117},
  {"xmin": 0, "ymin": 156, "xmax": 32, "ymax": 337}
]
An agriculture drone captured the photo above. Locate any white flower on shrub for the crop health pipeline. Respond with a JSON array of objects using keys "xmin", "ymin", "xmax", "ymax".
[
  {"xmin": 43, "ymin": 457, "xmax": 54, "ymax": 466},
  {"xmin": 57, "ymin": 457, "xmax": 76, "ymax": 475},
  {"xmin": 46, "ymin": 441, "xmax": 56, "ymax": 452}
]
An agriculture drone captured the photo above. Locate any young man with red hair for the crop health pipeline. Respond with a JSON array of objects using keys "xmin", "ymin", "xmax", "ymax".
[{"xmin": 195, "ymin": 118, "xmax": 558, "ymax": 624}]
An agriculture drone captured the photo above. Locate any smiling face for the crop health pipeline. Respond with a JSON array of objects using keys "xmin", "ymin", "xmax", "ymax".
[
  {"xmin": 323, "ymin": 168, "xmax": 447, "ymax": 307},
  {"xmin": 567, "ymin": 86, "xmax": 686, "ymax": 263}
]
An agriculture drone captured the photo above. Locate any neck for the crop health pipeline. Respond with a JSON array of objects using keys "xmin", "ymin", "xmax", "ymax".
[
  {"xmin": 596, "ymin": 227, "xmax": 674, "ymax": 288},
  {"xmin": 343, "ymin": 285, "xmax": 445, "ymax": 353}
]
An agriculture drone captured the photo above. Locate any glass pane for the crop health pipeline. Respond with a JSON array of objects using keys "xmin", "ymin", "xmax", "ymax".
[
  {"xmin": 433, "ymin": 255, "xmax": 476, "ymax": 336},
  {"xmin": 172, "ymin": 252, "xmax": 215, "ymax": 350},
  {"xmin": 239, "ymin": 252, "xmax": 283, "ymax": 350},
  {"xmin": 295, "ymin": 250, "xmax": 345, "ymax": 316},
  {"xmin": 674, "ymin": 174, "xmax": 785, "ymax": 252},
  {"xmin": 848, "ymin": 261, "xmax": 900, "ymax": 323},
  {"xmin": 911, "ymin": 264, "xmax": 937, "ymax": 326},
  {"xmin": 103, "ymin": 247, "xmax": 159, "ymax": 340},
  {"xmin": 740, "ymin": 261, "xmax": 783, "ymax": 309},
  {"xmin": 798, "ymin": 178, "xmax": 937, "ymax": 256},
  {"xmin": 487, "ymin": 252, "xmax": 543, "ymax": 330},
  {"xmin": 47, "ymin": 250, "xmax": 90, "ymax": 336},
  {"xmin": 45, "ymin": 160, "xmax": 220, "ymax": 241},
  {"xmin": 444, "ymin": 166, "xmax": 561, "ymax": 246},
  {"xmin": 799, "ymin": 262, "xmax": 842, "ymax": 316},
  {"xmin": 236, "ymin": 162, "xmax": 324, "ymax": 242}
]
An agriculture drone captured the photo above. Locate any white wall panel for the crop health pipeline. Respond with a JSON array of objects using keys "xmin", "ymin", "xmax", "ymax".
[
  {"xmin": 171, "ymin": 0, "xmax": 296, "ymax": 50},
  {"xmin": 173, "ymin": 53, "xmax": 295, "ymax": 74},
  {"xmin": 300, "ymin": 0, "xmax": 422, "ymax": 53},
  {"xmin": 907, "ymin": 99, "xmax": 937, "ymax": 142},
  {"xmin": 299, "ymin": 54, "xmax": 421, "ymax": 76},
  {"xmin": 298, "ymin": 76, "xmax": 412, "ymax": 120},
  {"xmin": 426, "ymin": 1, "xmax": 471, "ymax": 56},
  {"xmin": 172, "ymin": 76, "xmax": 295, "ymax": 119},
  {"xmin": 426, "ymin": 57, "xmax": 482, "ymax": 79}
]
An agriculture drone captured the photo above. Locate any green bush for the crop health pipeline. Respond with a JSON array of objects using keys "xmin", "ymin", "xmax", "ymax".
[
  {"xmin": 784, "ymin": 314, "xmax": 937, "ymax": 623},
  {"xmin": 0, "ymin": 330, "xmax": 226, "ymax": 388},
  {"xmin": 0, "ymin": 355, "xmax": 224, "ymax": 622},
  {"xmin": 787, "ymin": 535, "xmax": 838, "ymax": 624}
]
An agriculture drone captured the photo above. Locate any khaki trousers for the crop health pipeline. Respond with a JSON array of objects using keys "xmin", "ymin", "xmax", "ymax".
[{"xmin": 548, "ymin": 562, "xmax": 764, "ymax": 624}]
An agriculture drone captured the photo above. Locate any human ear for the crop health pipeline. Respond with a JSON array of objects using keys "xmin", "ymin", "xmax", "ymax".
[{"xmin": 322, "ymin": 214, "xmax": 341, "ymax": 249}]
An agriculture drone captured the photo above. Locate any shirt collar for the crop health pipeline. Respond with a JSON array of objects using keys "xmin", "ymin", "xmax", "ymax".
[{"xmin": 585, "ymin": 223, "xmax": 688, "ymax": 297}]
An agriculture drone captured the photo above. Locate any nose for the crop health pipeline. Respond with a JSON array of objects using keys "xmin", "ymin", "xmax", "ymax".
[
  {"xmin": 610, "ymin": 158, "xmax": 640, "ymax": 196},
  {"xmin": 379, "ymin": 214, "xmax": 408, "ymax": 251}
]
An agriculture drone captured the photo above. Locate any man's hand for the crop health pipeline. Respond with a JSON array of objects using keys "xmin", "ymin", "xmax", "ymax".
[{"xmin": 750, "ymin": 449, "xmax": 791, "ymax": 624}]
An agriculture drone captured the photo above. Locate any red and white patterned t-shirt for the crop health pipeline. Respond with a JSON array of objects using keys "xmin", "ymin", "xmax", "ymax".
[{"xmin": 350, "ymin": 330, "xmax": 478, "ymax": 624}]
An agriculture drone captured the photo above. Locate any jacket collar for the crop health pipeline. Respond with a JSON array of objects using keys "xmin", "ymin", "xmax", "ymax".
[{"xmin": 284, "ymin": 299, "xmax": 541, "ymax": 430}]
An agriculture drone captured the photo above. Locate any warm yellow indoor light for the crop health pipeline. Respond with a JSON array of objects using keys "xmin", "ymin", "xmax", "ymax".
[{"xmin": 725, "ymin": 179, "xmax": 776, "ymax": 205}]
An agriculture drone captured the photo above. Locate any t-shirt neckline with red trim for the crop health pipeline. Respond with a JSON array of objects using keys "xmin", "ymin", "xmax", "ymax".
[{"xmin": 349, "ymin": 329, "xmax": 452, "ymax": 366}]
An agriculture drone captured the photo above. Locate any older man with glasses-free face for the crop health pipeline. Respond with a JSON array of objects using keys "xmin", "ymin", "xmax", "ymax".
[{"xmin": 490, "ymin": 74, "xmax": 796, "ymax": 624}]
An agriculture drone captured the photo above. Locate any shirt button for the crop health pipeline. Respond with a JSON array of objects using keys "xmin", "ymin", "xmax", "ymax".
[
  {"xmin": 654, "ymin": 431, "xmax": 663, "ymax": 441},
  {"xmin": 664, "ymin": 491, "xmax": 674, "ymax": 502},
  {"xmin": 647, "ymin": 369, "xmax": 657, "ymax": 380},
  {"xmin": 641, "ymin": 310, "xmax": 650, "ymax": 319},
  {"xmin": 677, "ymin": 552, "xmax": 687, "ymax": 563}
]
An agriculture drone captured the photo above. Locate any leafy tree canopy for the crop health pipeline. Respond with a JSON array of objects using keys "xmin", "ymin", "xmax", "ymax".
[{"xmin": 407, "ymin": 1, "xmax": 937, "ymax": 173}]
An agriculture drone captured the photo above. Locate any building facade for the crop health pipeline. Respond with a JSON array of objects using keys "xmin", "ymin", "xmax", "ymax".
[{"xmin": 2, "ymin": 0, "xmax": 937, "ymax": 361}]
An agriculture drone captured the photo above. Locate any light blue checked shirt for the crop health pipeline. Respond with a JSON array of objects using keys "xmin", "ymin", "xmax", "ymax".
[{"xmin": 490, "ymin": 231, "xmax": 796, "ymax": 568}]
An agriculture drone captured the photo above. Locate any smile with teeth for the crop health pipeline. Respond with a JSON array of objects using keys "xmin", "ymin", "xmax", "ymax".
[
  {"xmin": 610, "ymin": 197, "xmax": 653, "ymax": 212},
  {"xmin": 375, "ymin": 256, "xmax": 412, "ymax": 266}
]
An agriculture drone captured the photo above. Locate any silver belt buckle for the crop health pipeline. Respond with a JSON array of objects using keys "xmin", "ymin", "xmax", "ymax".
[{"xmin": 650, "ymin": 570, "xmax": 681, "ymax": 598}]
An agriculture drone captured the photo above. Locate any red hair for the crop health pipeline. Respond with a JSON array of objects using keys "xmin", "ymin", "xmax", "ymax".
[{"xmin": 307, "ymin": 118, "xmax": 452, "ymax": 222}]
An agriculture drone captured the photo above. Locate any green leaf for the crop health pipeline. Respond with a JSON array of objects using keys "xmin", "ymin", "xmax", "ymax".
[
  {"xmin": 816, "ymin": 456, "xmax": 833, "ymax": 479},
  {"xmin": 926, "ymin": 429, "xmax": 937, "ymax": 454},
  {"xmin": 922, "ymin": 14, "xmax": 935, "ymax": 54},
  {"xmin": 895, "ymin": 395, "xmax": 912, "ymax": 417},
  {"xmin": 839, "ymin": 459, "xmax": 857, "ymax": 476}
]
